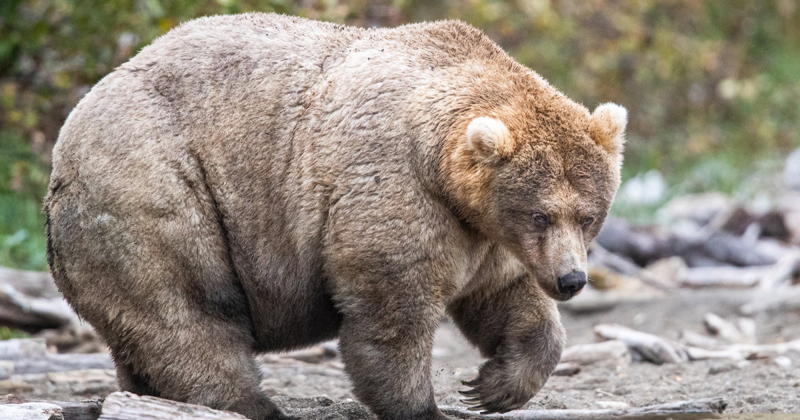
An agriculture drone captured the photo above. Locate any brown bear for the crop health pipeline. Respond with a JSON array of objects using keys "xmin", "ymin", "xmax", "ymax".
[{"xmin": 44, "ymin": 13, "xmax": 625, "ymax": 420}]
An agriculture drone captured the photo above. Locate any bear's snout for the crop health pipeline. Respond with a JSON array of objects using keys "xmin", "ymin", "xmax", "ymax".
[{"xmin": 557, "ymin": 271, "xmax": 586, "ymax": 297}]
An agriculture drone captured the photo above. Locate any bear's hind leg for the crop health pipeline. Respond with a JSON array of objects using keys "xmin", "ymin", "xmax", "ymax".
[
  {"xmin": 114, "ymin": 360, "xmax": 159, "ymax": 397},
  {"xmin": 47, "ymin": 186, "xmax": 288, "ymax": 419},
  {"xmin": 107, "ymin": 302, "xmax": 288, "ymax": 420}
]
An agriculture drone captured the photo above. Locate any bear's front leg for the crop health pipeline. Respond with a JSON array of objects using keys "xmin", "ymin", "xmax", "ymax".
[
  {"xmin": 334, "ymin": 271, "xmax": 446, "ymax": 420},
  {"xmin": 448, "ymin": 275, "xmax": 566, "ymax": 413}
]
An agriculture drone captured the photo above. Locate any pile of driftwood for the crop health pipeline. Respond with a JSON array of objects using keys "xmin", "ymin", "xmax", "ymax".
[
  {"xmin": 592, "ymin": 192, "xmax": 800, "ymax": 292},
  {"xmin": 555, "ymin": 314, "xmax": 799, "ymax": 373}
]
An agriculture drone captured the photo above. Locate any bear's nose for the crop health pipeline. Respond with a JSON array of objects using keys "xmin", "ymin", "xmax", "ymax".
[{"xmin": 557, "ymin": 271, "xmax": 587, "ymax": 296}]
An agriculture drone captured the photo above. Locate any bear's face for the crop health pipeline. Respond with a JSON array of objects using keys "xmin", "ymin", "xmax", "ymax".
[{"xmin": 459, "ymin": 104, "xmax": 626, "ymax": 301}]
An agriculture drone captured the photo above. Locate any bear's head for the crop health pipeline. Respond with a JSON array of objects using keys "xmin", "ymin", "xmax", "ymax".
[{"xmin": 444, "ymin": 100, "xmax": 626, "ymax": 301}]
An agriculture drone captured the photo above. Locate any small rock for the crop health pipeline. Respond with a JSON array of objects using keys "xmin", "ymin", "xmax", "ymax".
[{"xmin": 773, "ymin": 356, "xmax": 792, "ymax": 368}]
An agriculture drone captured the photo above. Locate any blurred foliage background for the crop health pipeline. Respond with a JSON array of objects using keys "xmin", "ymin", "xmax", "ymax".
[{"xmin": 0, "ymin": 0, "xmax": 799, "ymax": 270}]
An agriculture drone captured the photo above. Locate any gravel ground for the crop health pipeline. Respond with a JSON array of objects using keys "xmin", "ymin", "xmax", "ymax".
[{"xmin": 8, "ymin": 290, "xmax": 800, "ymax": 418}]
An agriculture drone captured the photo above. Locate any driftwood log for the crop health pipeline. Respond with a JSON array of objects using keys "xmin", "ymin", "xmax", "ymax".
[
  {"xmin": 99, "ymin": 392, "xmax": 247, "ymax": 420},
  {"xmin": 0, "ymin": 393, "xmax": 727, "ymax": 420},
  {"xmin": 442, "ymin": 397, "xmax": 727, "ymax": 419}
]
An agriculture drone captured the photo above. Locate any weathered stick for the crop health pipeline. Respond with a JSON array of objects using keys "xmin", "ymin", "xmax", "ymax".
[
  {"xmin": 684, "ymin": 346, "xmax": 747, "ymax": 361},
  {"xmin": 594, "ymin": 324, "xmax": 688, "ymax": 364},
  {"xmin": 98, "ymin": 391, "xmax": 246, "ymax": 420},
  {"xmin": 560, "ymin": 340, "xmax": 630, "ymax": 366},
  {"xmin": 703, "ymin": 313, "xmax": 755, "ymax": 344},
  {"xmin": 442, "ymin": 397, "xmax": 727, "ymax": 419},
  {"xmin": 680, "ymin": 330, "xmax": 723, "ymax": 349},
  {"xmin": 759, "ymin": 250, "xmax": 800, "ymax": 289}
]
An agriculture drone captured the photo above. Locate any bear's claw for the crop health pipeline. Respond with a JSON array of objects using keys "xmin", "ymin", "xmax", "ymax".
[{"xmin": 459, "ymin": 378, "xmax": 498, "ymax": 414}]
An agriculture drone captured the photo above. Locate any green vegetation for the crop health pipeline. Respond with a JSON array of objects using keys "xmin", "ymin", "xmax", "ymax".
[
  {"xmin": 0, "ymin": 326, "xmax": 31, "ymax": 340},
  {"xmin": 1, "ymin": 1, "xmax": 799, "ymax": 268}
]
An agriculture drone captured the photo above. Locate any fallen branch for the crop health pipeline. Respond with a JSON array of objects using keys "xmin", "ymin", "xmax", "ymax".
[
  {"xmin": 560, "ymin": 340, "xmax": 630, "ymax": 366},
  {"xmin": 594, "ymin": 324, "xmax": 688, "ymax": 364},
  {"xmin": 684, "ymin": 346, "xmax": 747, "ymax": 361},
  {"xmin": 759, "ymin": 251, "xmax": 800, "ymax": 289},
  {"xmin": 680, "ymin": 330, "xmax": 723, "ymax": 349},
  {"xmin": 703, "ymin": 313, "xmax": 755, "ymax": 344},
  {"xmin": 442, "ymin": 397, "xmax": 727, "ymax": 419}
]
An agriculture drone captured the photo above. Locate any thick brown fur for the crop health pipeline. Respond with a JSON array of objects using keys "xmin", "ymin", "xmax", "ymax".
[{"xmin": 44, "ymin": 13, "xmax": 625, "ymax": 420}]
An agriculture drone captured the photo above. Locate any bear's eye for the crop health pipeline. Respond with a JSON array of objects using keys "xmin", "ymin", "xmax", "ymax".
[
  {"xmin": 533, "ymin": 212, "xmax": 550, "ymax": 227},
  {"xmin": 582, "ymin": 216, "xmax": 595, "ymax": 229}
]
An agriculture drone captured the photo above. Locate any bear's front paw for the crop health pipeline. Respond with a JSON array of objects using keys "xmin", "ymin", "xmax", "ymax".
[{"xmin": 458, "ymin": 358, "xmax": 540, "ymax": 414}]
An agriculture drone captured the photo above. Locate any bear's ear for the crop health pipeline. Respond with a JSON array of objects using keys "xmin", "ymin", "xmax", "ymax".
[
  {"xmin": 589, "ymin": 103, "xmax": 627, "ymax": 158},
  {"xmin": 466, "ymin": 117, "xmax": 515, "ymax": 160}
]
